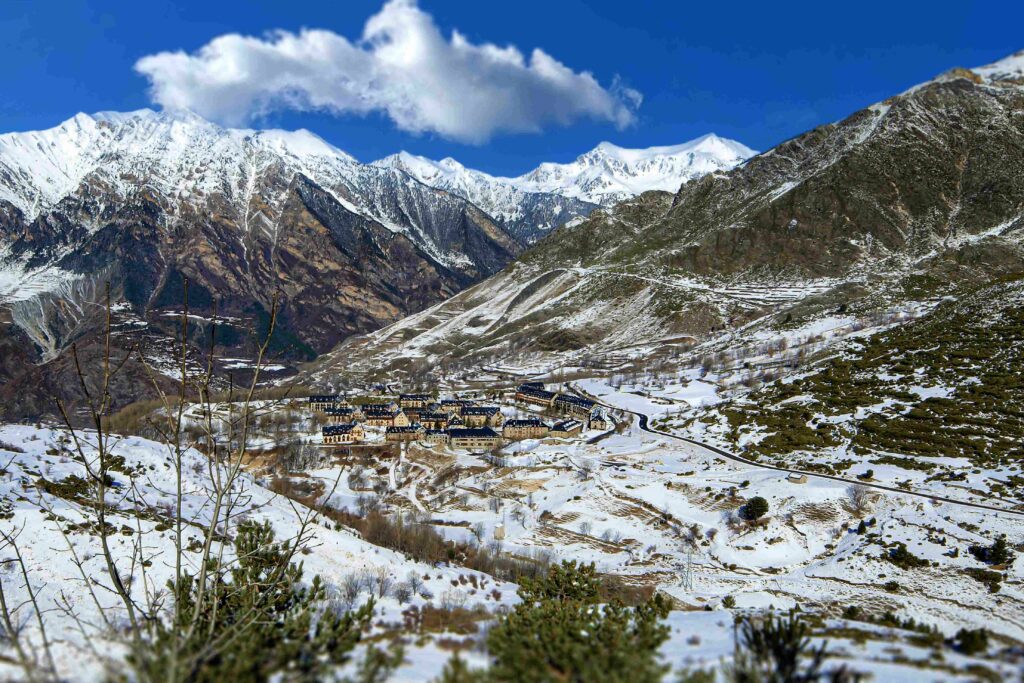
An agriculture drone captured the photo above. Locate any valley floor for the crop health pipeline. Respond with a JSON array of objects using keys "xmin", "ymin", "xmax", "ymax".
[{"xmin": 2, "ymin": 370, "xmax": 1022, "ymax": 680}]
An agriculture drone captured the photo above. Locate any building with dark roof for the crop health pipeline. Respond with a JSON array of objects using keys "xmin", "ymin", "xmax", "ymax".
[
  {"xmin": 439, "ymin": 399, "xmax": 476, "ymax": 415},
  {"xmin": 502, "ymin": 418, "xmax": 550, "ymax": 440},
  {"xmin": 309, "ymin": 395, "xmax": 342, "ymax": 412},
  {"xmin": 399, "ymin": 394, "xmax": 433, "ymax": 409},
  {"xmin": 362, "ymin": 404, "xmax": 409, "ymax": 427},
  {"xmin": 324, "ymin": 405, "xmax": 364, "ymax": 424},
  {"xmin": 550, "ymin": 420, "xmax": 583, "ymax": 438},
  {"xmin": 554, "ymin": 393, "xmax": 596, "ymax": 419},
  {"xmin": 418, "ymin": 410, "xmax": 450, "ymax": 430},
  {"xmin": 448, "ymin": 427, "xmax": 502, "ymax": 450},
  {"xmin": 516, "ymin": 384, "xmax": 557, "ymax": 408},
  {"xmin": 422, "ymin": 429, "xmax": 449, "ymax": 445},
  {"xmin": 323, "ymin": 423, "xmax": 364, "ymax": 444},
  {"xmin": 461, "ymin": 405, "xmax": 504, "ymax": 428},
  {"xmin": 385, "ymin": 424, "xmax": 425, "ymax": 442},
  {"xmin": 588, "ymin": 410, "xmax": 610, "ymax": 430}
]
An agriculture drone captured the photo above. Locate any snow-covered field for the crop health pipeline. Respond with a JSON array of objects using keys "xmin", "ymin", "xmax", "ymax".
[
  {"xmin": 283, "ymin": 389, "xmax": 1023, "ymax": 679},
  {"xmin": 2, "ymin": 383, "xmax": 1021, "ymax": 681},
  {"xmin": 0, "ymin": 424, "xmax": 517, "ymax": 681}
]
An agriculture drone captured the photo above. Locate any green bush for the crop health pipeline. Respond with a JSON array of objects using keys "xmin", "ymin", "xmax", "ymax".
[
  {"xmin": 954, "ymin": 628, "xmax": 988, "ymax": 655},
  {"xmin": 729, "ymin": 612, "xmax": 826, "ymax": 682},
  {"xmin": 886, "ymin": 543, "xmax": 929, "ymax": 570},
  {"xmin": 485, "ymin": 561, "xmax": 671, "ymax": 683},
  {"xmin": 963, "ymin": 568, "xmax": 1003, "ymax": 593},
  {"xmin": 740, "ymin": 497, "xmax": 769, "ymax": 521},
  {"xmin": 134, "ymin": 520, "xmax": 373, "ymax": 682},
  {"xmin": 968, "ymin": 536, "xmax": 1014, "ymax": 566}
]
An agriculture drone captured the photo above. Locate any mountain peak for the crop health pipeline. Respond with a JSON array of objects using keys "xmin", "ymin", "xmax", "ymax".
[
  {"xmin": 515, "ymin": 134, "xmax": 756, "ymax": 204},
  {"xmin": 971, "ymin": 49, "xmax": 1024, "ymax": 83},
  {"xmin": 586, "ymin": 134, "xmax": 755, "ymax": 165}
]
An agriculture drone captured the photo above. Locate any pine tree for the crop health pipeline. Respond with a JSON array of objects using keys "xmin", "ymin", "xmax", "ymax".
[
  {"xmin": 137, "ymin": 521, "xmax": 373, "ymax": 682},
  {"xmin": 988, "ymin": 535, "xmax": 1012, "ymax": 565},
  {"xmin": 954, "ymin": 628, "xmax": 988, "ymax": 655},
  {"xmin": 740, "ymin": 496, "xmax": 769, "ymax": 521},
  {"xmin": 486, "ymin": 561, "xmax": 670, "ymax": 682},
  {"xmin": 433, "ymin": 655, "xmax": 490, "ymax": 683},
  {"xmin": 969, "ymin": 535, "xmax": 1014, "ymax": 565}
]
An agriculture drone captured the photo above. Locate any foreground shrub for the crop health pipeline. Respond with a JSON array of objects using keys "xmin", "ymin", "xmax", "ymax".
[
  {"xmin": 485, "ymin": 561, "xmax": 671, "ymax": 682},
  {"xmin": 135, "ymin": 521, "xmax": 373, "ymax": 682},
  {"xmin": 886, "ymin": 543, "xmax": 929, "ymax": 570},
  {"xmin": 968, "ymin": 535, "xmax": 1014, "ymax": 566},
  {"xmin": 954, "ymin": 628, "xmax": 988, "ymax": 655},
  {"xmin": 728, "ymin": 612, "xmax": 861, "ymax": 683}
]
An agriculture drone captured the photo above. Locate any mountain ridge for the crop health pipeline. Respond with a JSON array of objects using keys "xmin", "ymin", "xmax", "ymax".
[
  {"xmin": 308, "ymin": 52, "xmax": 1024, "ymax": 386},
  {"xmin": 0, "ymin": 109, "xmax": 749, "ymax": 419},
  {"xmin": 374, "ymin": 132, "xmax": 756, "ymax": 214}
]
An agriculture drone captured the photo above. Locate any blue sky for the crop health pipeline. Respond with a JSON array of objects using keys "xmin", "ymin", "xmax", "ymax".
[{"xmin": 1, "ymin": 0, "xmax": 1021, "ymax": 175}]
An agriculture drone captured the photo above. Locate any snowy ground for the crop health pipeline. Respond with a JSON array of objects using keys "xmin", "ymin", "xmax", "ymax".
[
  {"xmin": 2, "ymin": 369, "xmax": 1022, "ymax": 680},
  {"xmin": 284, "ymin": 393, "xmax": 1024, "ymax": 680},
  {"xmin": 0, "ymin": 425, "xmax": 516, "ymax": 681}
]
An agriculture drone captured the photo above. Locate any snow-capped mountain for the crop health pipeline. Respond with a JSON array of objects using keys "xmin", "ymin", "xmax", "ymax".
[
  {"xmin": 513, "ymin": 135, "xmax": 757, "ymax": 205},
  {"xmin": 0, "ymin": 108, "xmax": 758, "ymax": 418},
  {"xmin": 375, "ymin": 134, "xmax": 757, "ymax": 228},
  {"xmin": 313, "ymin": 51, "xmax": 1024, "ymax": 384},
  {"xmin": 0, "ymin": 108, "xmax": 517, "ymax": 273},
  {"xmin": 0, "ymin": 109, "xmax": 526, "ymax": 418},
  {"xmin": 372, "ymin": 152, "xmax": 600, "ymax": 243}
]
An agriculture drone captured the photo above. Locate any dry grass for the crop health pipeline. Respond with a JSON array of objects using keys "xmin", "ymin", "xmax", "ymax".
[
  {"xmin": 793, "ymin": 502, "xmax": 840, "ymax": 524},
  {"xmin": 402, "ymin": 605, "xmax": 491, "ymax": 635}
]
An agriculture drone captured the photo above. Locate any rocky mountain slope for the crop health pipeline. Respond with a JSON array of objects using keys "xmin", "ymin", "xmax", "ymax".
[
  {"xmin": 372, "ymin": 152, "xmax": 601, "ymax": 243},
  {"xmin": 0, "ymin": 109, "xmax": 752, "ymax": 418},
  {"xmin": 0, "ymin": 109, "xmax": 524, "ymax": 418},
  {"xmin": 311, "ymin": 51, "xmax": 1024, "ymax": 384}
]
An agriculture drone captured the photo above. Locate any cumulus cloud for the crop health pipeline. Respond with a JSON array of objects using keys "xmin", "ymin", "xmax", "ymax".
[{"xmin": 134, "ymin": 0, "xmax": 641, "ymax": 143}]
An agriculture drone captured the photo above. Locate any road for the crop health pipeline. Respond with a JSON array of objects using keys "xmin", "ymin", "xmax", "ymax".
[{"xmin": 567, "ymin": 382, "xmax": 1024, "ymax": 519}]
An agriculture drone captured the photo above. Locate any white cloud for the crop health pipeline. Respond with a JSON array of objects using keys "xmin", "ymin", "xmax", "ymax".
[{"xmin": 135, "ymin": 0, "xmax": 640, "ymax": 143}]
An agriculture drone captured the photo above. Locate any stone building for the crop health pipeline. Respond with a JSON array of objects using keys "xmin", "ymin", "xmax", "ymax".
[
  {"xmin": 462, "ymin": 406, "xmax": 505, "ymax": 428},
  {"xmin": 503, "ymin": 418, "xmax": 550, "ymax": 440},
  {"xmin": 363, "ymin": 404, "xmax": 410, "ymax": 427},
  {"xmin": 439, "ymin": 399, "xmax": 475, "ymax": 416},
  {"xmin": 554, "ymin": 393, "xmax": 596, "ymax": 420},
  {"xmin": 588, "ymin": 410, "xmax": 610, "ymax": 430},
  {"xmin": 323, "ymin": 423, "xmax": 364, "ymax": 444},
  {"xmin": 550, "ymin": 420, "xmax": 583, "ymax": 438},
  {"xmin": 418, "ymin": 410, "xmax": 450, "ymax": 430},
  {"xmin": 515, "ymin": 384, "xmax": 557, "ymax": 408},
  {"xmin": 309, "ymin": 395, "xmax": 342, "ymax": 412},
  {"xmin": 386, "ymin": 425, "xmax": 425, "ymax": 442},
  {"xmin": 449, "ymin": 427, "xmax": 502, "ymax": 450},
  {"xmin": 422, "ymin": 429, "xmax": 449, "ymax": 445},
  {"xmin": 324, "ymin": 405, "xmax": 364, "ymax": 424},
  {"xmin": 399, "ymin": 394, "xmax": 432, "ymax": 410}
]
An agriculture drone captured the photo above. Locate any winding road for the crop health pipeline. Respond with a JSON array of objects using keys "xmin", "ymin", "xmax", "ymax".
[{"xmin": 567, "ymin": 382, "xmax": 1024, "ymax": 519}]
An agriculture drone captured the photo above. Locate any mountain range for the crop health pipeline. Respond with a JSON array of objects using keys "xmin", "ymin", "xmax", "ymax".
[
  {"xmin": 0, "ymin": 109, "xmax": 749, "ymax": 418},
  {"xmin": 310, "ymin": 51, "xmax": 1024, "ymax": 386},
  {"xmin": 373, "ymin": 134, "xmax": 754, "ymax": 240}
]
